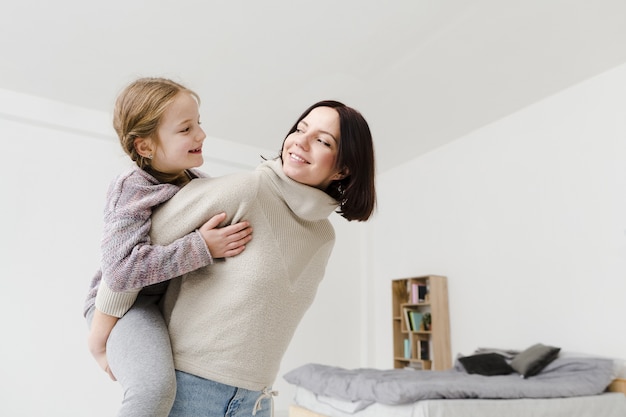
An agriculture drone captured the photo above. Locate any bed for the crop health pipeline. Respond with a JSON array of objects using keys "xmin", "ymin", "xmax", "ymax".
[{"xmin": 284, "ymin": 347, "xmax": 626, "ymax": 417}]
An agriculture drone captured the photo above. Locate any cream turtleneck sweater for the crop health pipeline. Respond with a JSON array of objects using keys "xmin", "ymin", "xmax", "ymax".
[{"xmin": 151, "ymin": 159, "xmax": 338, "ymax": 390}]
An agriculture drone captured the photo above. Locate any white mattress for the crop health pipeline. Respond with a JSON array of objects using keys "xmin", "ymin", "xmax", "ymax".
[{"xmin": 293, "ymin": 386, "xmax": 626, "ymax": 417}]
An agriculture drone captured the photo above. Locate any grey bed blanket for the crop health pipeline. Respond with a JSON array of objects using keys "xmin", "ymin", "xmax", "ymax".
[{"xmin": 283, "ymin": 357, "xmax": 615, "ymax": 405}]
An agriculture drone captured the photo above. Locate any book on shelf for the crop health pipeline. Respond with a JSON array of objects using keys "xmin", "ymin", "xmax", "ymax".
[
  {"xmin": 404, "ymin": 339, "xmax": 411, "ymax": 359},
  {"xmin": 419, "ymin": 339, "xmax": 430, "ymax": 360},
  {"xmin": 404, "ymin": 307, "xmax": 432, "ymax": 332},
  {"xmin": 403, "ymin": 308, "xmax": 412, "ymax": 331},
  {"xmin": 411, "ymin": 283, "xmax": 418, "ymax": 303},
  {"xmin": 418, "ymin": 284, "xmax": 427, "ymax": 302},
  {"xmin": 409, "ymin": 311, "xmax": 423, "ymax": 331},
  {"xmin": 410, "ymin": 283, "xmax": 428, "ymax": 304},
  {"xmin": 403, "ymin": 308, "xmax": 424, "ymax": 331}
]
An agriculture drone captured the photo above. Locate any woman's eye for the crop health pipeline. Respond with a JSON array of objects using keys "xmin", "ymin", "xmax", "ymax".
[{"xmin": 317, "ymin": 138, "xmax": 331, "ymax": 147}]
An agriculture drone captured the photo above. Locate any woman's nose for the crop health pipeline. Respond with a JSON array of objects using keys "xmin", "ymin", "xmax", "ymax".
[{"xmin": 294, "ymin": 133, "xmax": 309, "ymax": 149}]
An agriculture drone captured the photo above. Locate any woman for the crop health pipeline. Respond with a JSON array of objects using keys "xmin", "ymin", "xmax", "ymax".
[{"xmin": 139, "ymin": 100, "xmax": 375, "ymax": 416}]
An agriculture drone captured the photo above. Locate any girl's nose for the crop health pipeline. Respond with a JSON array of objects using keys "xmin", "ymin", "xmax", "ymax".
[{"xmin": 197, "ymin": 126, "xmax": 207, "ymax": 141}]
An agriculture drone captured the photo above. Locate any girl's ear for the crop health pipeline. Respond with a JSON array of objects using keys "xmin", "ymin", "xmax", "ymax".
[{"xmin": 134, "ymin": 137, "xmax": 154, "ymax": 159}]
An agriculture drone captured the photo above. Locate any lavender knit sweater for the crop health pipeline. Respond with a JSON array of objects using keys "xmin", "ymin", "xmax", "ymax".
[{"xmin": 83, "ymin": 167, "xmax": 212, "ymax": 318}]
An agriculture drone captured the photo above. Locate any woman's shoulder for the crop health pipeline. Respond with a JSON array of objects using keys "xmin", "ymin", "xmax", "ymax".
[
  {"xmin": 191, "ymin": 169, "xmax": 259, "ymax": 187},
  {"xmin": 178, "ymin": 170, "xmax": 262, "ymax": 202},
  {"xmin": 153, "ymin": 170, "xmax": 262, "ymax": 223}
]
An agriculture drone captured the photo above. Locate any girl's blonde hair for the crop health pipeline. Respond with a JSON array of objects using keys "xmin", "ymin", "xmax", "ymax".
[{"xmin": 113, "ymin": 77, "xmax": 201, "ymax": 171}]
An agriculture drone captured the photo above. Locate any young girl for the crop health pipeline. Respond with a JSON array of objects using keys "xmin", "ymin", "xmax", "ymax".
[{"xmin": 83, "ymin": 77, "xmax": 252, "ymax": 417}]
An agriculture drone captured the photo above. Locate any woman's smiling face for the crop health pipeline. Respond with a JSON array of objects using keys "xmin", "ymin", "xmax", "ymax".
[{"xmin": 281, "ymin": 106, "xmax": 345, "ymax": 189}]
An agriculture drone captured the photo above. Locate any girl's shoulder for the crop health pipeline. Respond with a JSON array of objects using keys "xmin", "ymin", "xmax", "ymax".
[
  {"xmin": 111, "ymin": 167, "xmax": 159, "ymax": 188},
  {"xmin": 106, "ymin": 168, "xmax": 179, "ymax": 212}
]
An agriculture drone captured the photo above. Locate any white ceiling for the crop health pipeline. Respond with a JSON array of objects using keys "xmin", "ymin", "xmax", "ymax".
[{"xmin": 2, "ymin": 0, "xmax": 626, "ymax": 172}]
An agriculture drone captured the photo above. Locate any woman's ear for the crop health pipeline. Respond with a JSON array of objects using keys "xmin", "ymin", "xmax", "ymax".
[
  {"xmin": 332, "ymin": 167, "xmax": 350, "ymax": 181},
  {"xmin": 134, "ymin": 137, "xmax": 154, "ymax": 159}
]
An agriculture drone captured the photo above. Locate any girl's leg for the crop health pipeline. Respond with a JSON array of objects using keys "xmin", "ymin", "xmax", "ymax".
[
  {"xmin": 106, "ymin": 295, "xmax": 176, "ymax": 417},
  {"xmin": 169, "ymin": 371, "xmax": 274, "ymax": 417}
]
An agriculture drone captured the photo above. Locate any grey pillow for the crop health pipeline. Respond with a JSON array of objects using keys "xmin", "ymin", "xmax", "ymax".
[{"xmin": 511, "ymin": 343, "xmax": 560, "ymax": 378}]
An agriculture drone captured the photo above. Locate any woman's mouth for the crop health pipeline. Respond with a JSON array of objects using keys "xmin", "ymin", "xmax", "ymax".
[{"xmin": 289, "ymin": 152, "xmax": 308, "ymax": 164}]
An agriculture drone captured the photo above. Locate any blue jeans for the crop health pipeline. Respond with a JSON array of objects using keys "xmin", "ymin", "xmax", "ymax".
[{"xmin": 169, "ymin": 371, "xmax": 275, "ymax": 417}]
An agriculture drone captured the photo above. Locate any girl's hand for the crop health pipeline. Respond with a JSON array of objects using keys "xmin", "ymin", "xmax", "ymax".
[
  {"xmin": 199, "ymin": 212, "xmax": 253, "ymax": 259},
  {"xmin": 87, "ymin": 330, "xmax": 117, "ymax": 381}
]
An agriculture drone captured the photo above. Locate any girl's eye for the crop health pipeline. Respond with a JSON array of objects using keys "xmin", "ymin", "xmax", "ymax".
[{"xmin": 181, "ymin": 126, "xmax": 191, "ymax": 133}]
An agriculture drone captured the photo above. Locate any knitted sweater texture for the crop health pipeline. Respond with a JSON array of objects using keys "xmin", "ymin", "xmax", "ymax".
[
  {"xmin": 152, "ymin": 159, "xmax": 338, "ymax": 391},
  {"xmin": 83, "ymin": 167, "xmax": 212, "ymax": 318}
]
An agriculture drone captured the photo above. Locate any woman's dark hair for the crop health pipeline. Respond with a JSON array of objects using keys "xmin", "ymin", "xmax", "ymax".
[{"xmin": 281, "ymin": 100, "xmax": 376, "ymax": 221}]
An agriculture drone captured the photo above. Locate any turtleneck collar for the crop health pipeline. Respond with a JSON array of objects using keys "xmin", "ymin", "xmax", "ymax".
[{"xmin": 258, "ymin": 159, "xmax": 338, "ymax": 222}]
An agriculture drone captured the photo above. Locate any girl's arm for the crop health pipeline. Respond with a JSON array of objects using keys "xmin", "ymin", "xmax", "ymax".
[
  {"xmin": 100, "ymin": 203, "xmax": 213, "ymax": 292},
  {"xmin": 94, "ymin": 212, "xmax": 252, "ymax": 318},
  {"xmin": 89, "ymin": 172, "xmax": 253, "ymax": 375},
  {"xmin": 96, "ymin": 173, "xmax": 252, "ymax": 317},
  {"xmin": 101, "ymin": 172, "xmax": 252, "ymax": 291}
]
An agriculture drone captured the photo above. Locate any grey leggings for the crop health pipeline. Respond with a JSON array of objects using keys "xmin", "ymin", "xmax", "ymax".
[{"xmin": 86, "ymin": 295, "xmax": 176, "ymax": 417}]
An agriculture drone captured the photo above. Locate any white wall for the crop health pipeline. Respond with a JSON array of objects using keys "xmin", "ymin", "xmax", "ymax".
[
  {"xmin": 5, "ymin": 59, "xmax": 626, "ymax": 416},
  {"xmin": 369, "ymin": 62, "xmax": 626, "ymax": 368},
  {"xmin": 0, "ymin": 90, "xmax": 365, "ymax": 416}
]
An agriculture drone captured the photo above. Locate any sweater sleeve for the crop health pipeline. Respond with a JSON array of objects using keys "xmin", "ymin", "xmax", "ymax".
[
  {"xmin": 94, "ymin": 280, "xmax": 140, "ymax": 318},
  {"xmin": 100, "ymin": 172, "xmax": 214, "ymax": 293},
  {"xmin": 150, "ymin": 173, "xmax": 258, "ymax": 247}
]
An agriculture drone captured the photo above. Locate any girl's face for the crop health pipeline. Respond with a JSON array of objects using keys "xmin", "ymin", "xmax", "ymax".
[
  {"xmin": 281, "ymin": 106, "xmax": 345, "ymax": 189},
  {"xmin": 141, "ymin": 92, "xmax": 206, "ymax": 174}
]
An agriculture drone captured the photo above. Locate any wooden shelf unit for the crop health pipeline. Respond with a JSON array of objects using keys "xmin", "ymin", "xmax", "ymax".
[{"xmin": 392, "ymin": 275, "xmax": 452, "ymax": 370}]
